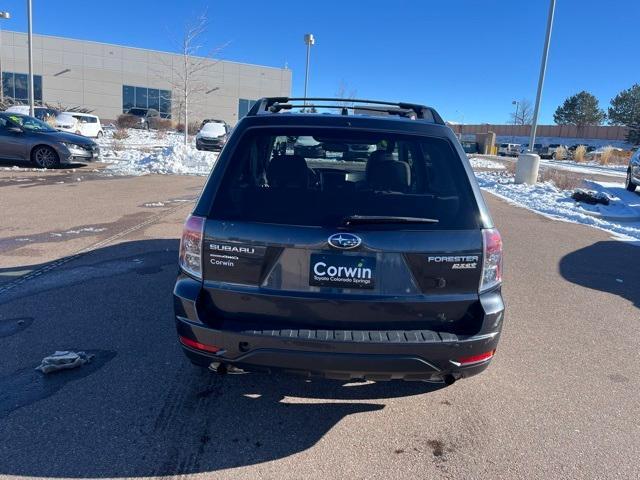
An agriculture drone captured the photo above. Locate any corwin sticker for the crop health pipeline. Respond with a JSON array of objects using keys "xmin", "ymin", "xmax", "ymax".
[{"xmin": 309, "ymin": 253, "xmax": 376, "ymax": 289}]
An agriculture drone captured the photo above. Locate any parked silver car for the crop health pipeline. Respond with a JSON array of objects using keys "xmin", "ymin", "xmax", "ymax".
[
  {"xmin": 626, "ymin": 148, "xmax": 639, "ymax": 192},
  {"xmin": 0, "ymin": 112, "xmax": 99, "ymax": 168}
]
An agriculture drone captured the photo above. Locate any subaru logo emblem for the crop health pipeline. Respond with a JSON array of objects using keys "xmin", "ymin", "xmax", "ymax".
[{"xmin": 328, "ymin": 233, "xmax": 362, "ymax": 250}]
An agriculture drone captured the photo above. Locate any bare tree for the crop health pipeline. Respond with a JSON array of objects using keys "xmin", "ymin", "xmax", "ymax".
[
  {"xmin": 159, "ymin": 13, "xmax": 227, "ymax": 145},
  {"xmin": 335, "ymin": 80, "xmax": 357, "ymax": 108},
  {"xmin": 510, "ymin": 99, "xmax": 533, "ymax": 125}
]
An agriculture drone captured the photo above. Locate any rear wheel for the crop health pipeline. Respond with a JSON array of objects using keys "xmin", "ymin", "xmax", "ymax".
[
  {"xmin": 96, "ymin": 131, "xmax": 103, "ymax": 138},
  {"xmin": 31, "ymin": 146, "xmax": 60, "ymax": 169},
  {"xmin": 626, "ymin": 170, "xmax": 637, "ymax": 192}
]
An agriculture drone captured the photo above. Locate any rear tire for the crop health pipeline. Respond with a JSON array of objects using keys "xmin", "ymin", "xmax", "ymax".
[
  {"xmin": 96, "ymin": 131, "xmax": 103, "ymax": 138},
  {"xmin": 31, "ymin": 146, "xmax": 60, "ymax": 169},
  {"xmin": 626, "ymin": 170, "xmax": 637, "ymax": 192}
]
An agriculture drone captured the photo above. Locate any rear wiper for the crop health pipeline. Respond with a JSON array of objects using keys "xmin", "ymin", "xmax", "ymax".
[{"xmin": 341, "ymin": 215, "xmax": 439, "ymax": 226}]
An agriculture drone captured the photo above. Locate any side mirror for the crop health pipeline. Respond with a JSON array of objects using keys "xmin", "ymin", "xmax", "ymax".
[{"xmin": 8, "ymin": 126, "xmax": 23, "ymax": 134}]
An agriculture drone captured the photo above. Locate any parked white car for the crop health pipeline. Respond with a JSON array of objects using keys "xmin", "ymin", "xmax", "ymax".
[
  {"xmin": 498, "ymin": 143, "xmax": 520, "ymax": 157},
  {"xmin": 55, "ymin": 112, "xmax": 103, "ymax": 138},
  {"xmin": 5, "ymin": 105, "xmax": 58, "ymax": 122}
]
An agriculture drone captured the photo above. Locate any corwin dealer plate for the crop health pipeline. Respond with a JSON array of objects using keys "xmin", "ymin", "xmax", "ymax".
[{"xmin": 309, "ymin": 253, "xmax": 376, "ymax": 289}]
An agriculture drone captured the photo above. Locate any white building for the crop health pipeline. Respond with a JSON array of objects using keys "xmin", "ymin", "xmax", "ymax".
[{"xmin": 0, "ymin": 31, "xmax": 292, "ymax": 124}]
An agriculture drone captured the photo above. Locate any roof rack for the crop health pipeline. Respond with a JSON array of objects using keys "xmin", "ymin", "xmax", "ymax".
[{"xmin": 246, "ymin": 97, "xmax": 445, "ymax": 125}]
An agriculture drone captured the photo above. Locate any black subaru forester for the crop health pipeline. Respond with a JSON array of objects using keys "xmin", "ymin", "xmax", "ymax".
[{"xmin": 174, "ymin": 97, "xmax": 504, "ymax": 384}]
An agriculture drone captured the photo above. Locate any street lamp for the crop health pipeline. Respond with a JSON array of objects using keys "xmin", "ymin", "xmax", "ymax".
[
  {"xmin": 512, "ymin": 100, "xmax": 520, "ymax": 125},
  {"xmin": 27, "ymin": 0, "xmax": 34, "ymax": 116},
  {"xmin": 516, "ymin": 0, "xmax": 556, "ymax": 185},
  {"xmin": 512, "ymin": 100, "xmax": 519, "ymax": 142},
  {"xmin": 0, "ymin": 11, "xmax": 10, "ymax": 104},
  {"xmin": 528, "ymin": 0, "xmax": 556, "ymax": 151},
  {"xmin": 303, "ymin": 33, "xmax": 315, "ymax": 108}
]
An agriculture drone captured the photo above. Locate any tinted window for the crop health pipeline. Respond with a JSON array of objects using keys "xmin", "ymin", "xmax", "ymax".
[
  {"xmin": 211, "ymin": 129, "xmax": 480, "ymax": 229},
  {"xmin": 123, "ymin": 85, "xmax": 135, "ymax": 111}
]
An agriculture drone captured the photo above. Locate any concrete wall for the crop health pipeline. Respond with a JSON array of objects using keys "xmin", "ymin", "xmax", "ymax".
[
  {"xmin": 0, "ymin": 31, "xmax": 292, "ymax": 125},
  {"xmin": 448, "ymin": 123, "xmax": 629, "ymax": 141}
]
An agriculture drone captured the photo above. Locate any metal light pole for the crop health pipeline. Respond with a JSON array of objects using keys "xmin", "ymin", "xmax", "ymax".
[
  {"xmin": 303, "ymin": 33, "xmax": 314, "ymax": 108},
  {"xmin": 0, "ymin": 11, "xmax": 10, "ymax": 104},
  {"xmin": 27, "ymin": 0, "xmax": 34, "ymax": 116},
  {"xmin": 528, "ymin": 0, "xmax": 556, "ymax": 151},
  {"xmin": 512, "ymin": 100, "xmax": 519, "ymax": 142},
  {"xmin": 515, "ymin": 0, "xmax": 556, "ymax": 185}
]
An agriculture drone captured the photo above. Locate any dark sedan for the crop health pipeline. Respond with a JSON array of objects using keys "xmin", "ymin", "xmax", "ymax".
[{"xmin": 0, "ymin": 112, "xmax": 99, "ymax": 168}]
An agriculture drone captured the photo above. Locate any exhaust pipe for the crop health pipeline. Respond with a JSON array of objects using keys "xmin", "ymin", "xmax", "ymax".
[
  {"xmin": 209, "ymin": 361, "xmax": 228, "ymax": 375},
  {"xmin": 443, "ymin": 374, "xmax": 456, "ymax": 386}
]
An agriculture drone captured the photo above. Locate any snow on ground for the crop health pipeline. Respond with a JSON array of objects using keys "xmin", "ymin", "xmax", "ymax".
[
  {"xmin": 96, "ymin": 129, "xmax": 218, "ymax": 176},
  {"xmin": 470, "ymin": 158, "xmax": 506, "ymax": 170},
  {"xmin": 475, "ymin": 170, "xmax": 640, "ymax": 242},
  {"xmin": 539, "ymin": 159, "xmax": 627, "ymax": 177}
]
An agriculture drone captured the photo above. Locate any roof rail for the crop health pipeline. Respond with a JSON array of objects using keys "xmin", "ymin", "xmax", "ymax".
[{"xmin": 246, "ymin": 97, "xmax": 445, "ymax": 124}]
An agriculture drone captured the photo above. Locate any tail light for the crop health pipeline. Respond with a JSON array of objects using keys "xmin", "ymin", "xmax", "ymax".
[
  {"xmin": 459, "ymin": 349, "xmax": 495, "ymax": 366},
  {"xmin": 480, "ymin": 228, "xmax": 503, "ymax": 292},
  {"xmin": 179, "ymin": 215, "xmax": 205, "ymax": 279},
  {"xmin": 179, "ymin": 335, "xmax": 220, "ymax": 353}
]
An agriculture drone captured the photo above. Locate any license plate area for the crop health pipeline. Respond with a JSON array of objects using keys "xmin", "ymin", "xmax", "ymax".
[{"xmin": 309, "ymin": 253, "xmax": 376, "ymax": 289}]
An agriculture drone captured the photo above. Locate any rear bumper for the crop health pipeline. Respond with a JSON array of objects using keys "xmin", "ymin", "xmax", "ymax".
[{"xmin": 174, "ymin": 276, "xmax": 504, "ymax": 381}]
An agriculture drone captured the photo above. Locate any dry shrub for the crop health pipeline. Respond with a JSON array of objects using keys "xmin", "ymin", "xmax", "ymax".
[
  {"xmin": 607, "ymin": 149, "xmax": 632, "ymax": 166},
  {"xmin": 554, "ymin": 145, "xmax": 568, "ymax": 160},
  {"xmin": 175, "ymin": 121, "xmax": 200, "ymax": 135},
  {"xmin": 155, "ymin": 129, "xmax": 167, "ymax": 141},
  {"xmin": 538, "ymin": 168, "xmax": 584, "ymax": 190},
  {"xmin": 505, "ymin": 161, "xmax": 517, "ymax": 175},
  {"xmin": 573, "ymin": 145, "xmax": 586, "ymax": 162},
  {"xmin": 112, "ymin": 128, "xmax": 130, "ymax": 140},
  {"xmin": 599, "ymin": 146, "xmax": 614, "ymax": 165},
  {"xmin": 151, "ymin": 117, "xmax": 172, "ymax": 131},
  {"xmin": 116, "ymin": 114, "xmax": 140, "ymax": 129},
  {"xmin": 111, "ymin": 140, "xmax": 124, "ymax": 152}
]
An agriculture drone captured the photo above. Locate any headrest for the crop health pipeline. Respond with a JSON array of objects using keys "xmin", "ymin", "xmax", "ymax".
[
  {"xmin": 267, "ymin": 155, "xmax": 310, "ymax": 189},
  {"xmin": 367, "ymin": 160, "xmax": 411, "ymax": 192}
]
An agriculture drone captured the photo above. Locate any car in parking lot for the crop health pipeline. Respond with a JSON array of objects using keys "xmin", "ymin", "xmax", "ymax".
[
  {"xmin": 625, "ymin": 148, "xmax": 639, "ymax": 192},
  {"xmin": 125, "ymin": 107, "xmax": 161, "ymax": 129},
  {"xmin": 55, "ymin": 112, "xmax": 104, "ymax": 138},
  {"xmin": 195, "ymin": 120, "xmax": 230, "ymax": 151},
  {"xmin": 519, "ymin": 143, "xmax": 543, "ymax": 154},
  {"xmin": 498, "ymin": 143, "xmax": 520, "ymax": 157},
  {"xmin": 5, "ymin": 105, "xmax": 59, "ymax": 122},
  {"xmin": 174, "ymin": 97, "xmax": 505, "ymax": 384},
  {"xmin": 0, "ymin": 112, "xmax": 100, "ymax": 168}
]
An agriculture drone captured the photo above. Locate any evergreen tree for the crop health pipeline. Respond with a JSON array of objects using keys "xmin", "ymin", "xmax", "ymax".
[
  {"xmin": 608, "ymin": 84, "xmax": 640, "ymax": 144},
  {"xmin": 553, "ymin": 91, "xmax": 605, "ymax": 127}
]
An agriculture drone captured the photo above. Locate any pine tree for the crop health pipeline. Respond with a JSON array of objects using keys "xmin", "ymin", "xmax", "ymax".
[
  {"xmin": 608, "ymin": 84, "xmax": 640, "ymax": 144},
  {"xmin": 553, "ymin": 91, "xmax": 605, "ymax": 127}
]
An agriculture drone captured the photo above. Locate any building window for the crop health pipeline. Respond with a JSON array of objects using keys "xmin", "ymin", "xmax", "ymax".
[
  {"xmin": 238, "ymin": 98, "xmax": 257, "ymax": 119},
  {"xmin": 123, "ymin": 85, "xmax": 172, "ymax": 119},
  {"xmin": 2, "ymin": 72, "xmax": 43, "ymax": 104}
]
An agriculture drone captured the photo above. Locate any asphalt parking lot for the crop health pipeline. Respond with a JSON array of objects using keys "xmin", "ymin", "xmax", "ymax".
[{"xmin": 1, "ymin": 165, "xmax": 639, "ymax": 479}]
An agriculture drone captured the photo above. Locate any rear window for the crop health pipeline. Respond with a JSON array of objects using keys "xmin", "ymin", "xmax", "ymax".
[{"xmin": 210, "ymin": 128, "xmax": 480, "ymax": 229}]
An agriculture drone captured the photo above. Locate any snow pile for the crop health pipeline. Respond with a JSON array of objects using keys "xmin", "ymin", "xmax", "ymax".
[
  {"xmin": 475, "ymin": 171, "xmax": 640, "ymax": 242},
  {"xmin": 104, "ymin": 143, "xmax": 218, "ymax": 176},
  {"xmin": 470, "ymin": 158, "xmax": 506, "ymax": 170}
]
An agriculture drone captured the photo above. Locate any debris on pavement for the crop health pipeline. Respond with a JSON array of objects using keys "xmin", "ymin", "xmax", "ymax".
[
  {"xmin": 571, "ymin": 189, "xmax": 610, "ymax": 206},
  {"xmin": 35, "ymin": 351, "xmax": 95, "ymax": 374}
]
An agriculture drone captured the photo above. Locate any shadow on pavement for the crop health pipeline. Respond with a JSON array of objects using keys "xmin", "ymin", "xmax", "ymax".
[
  {"xmin": 559, "ymin": 240, "xmax": 640, "ymax": 308},
  {"xmin": 0, "ymin": 238, "xmax": 444, "ymax": 478}
]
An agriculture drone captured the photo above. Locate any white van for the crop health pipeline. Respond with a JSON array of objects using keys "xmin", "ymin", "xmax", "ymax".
[
  {"xmin": 498, "ymin": 143, "xmax": 520, "ymax": 157},
  {"xmin": 55, "ymin": 112, "xmax": 103, "ymax": 138}
]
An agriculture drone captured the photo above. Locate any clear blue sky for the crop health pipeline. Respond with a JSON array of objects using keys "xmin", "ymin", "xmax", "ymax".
[{"xmin": 3, "ymin": 0, "xmax": 639, "ymax": 124}]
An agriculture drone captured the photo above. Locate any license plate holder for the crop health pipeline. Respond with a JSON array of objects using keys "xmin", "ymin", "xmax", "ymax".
[{"xmin": 309, "ymin": 253, "xmax": 376, "ymax": 289}]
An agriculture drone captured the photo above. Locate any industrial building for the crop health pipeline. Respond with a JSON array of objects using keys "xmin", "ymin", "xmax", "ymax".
[{"xmin": 0, "ymin": 31, "xmax": 292, "ymax": 124}]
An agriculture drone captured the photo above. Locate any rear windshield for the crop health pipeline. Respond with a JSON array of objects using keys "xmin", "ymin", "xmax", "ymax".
[{"xmin": 210, "ymin": 128, "xmax": 480, "ymax": 229}]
